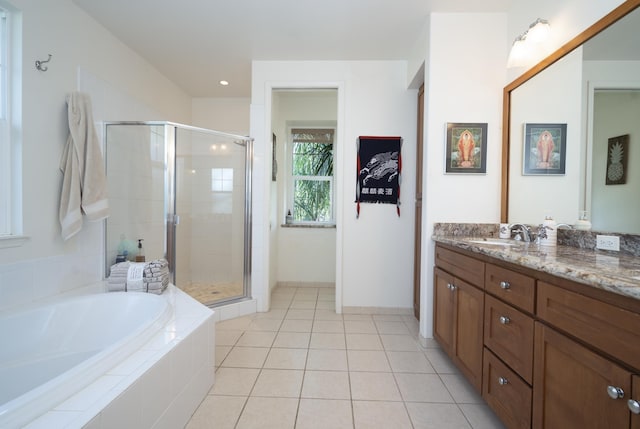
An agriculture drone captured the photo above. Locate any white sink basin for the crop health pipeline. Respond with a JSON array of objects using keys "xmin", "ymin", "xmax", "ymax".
[{"xmin": 468, "ymin": 239, "xmax": 516, "ymax": 247}]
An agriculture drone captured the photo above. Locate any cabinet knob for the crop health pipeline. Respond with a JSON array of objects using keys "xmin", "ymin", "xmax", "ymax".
[
  {"xmin": 499, "ymin": 316, "xmax": 510, "ymax": 325},
  {"xmin": 628, "ymin": 399, "xmax": 640, "ymax": 414},
  {"xmin": 447, "ymin": 283, "xmax": 457, "ymax": 291},
  {"xmin": 607, "ymin": 385, "xmax": 625, "ymax": 399},
  {"xmin": 498, "ymin": 377, "xmax": 509, "ymax": 385},
  {"xmin": 500, "ymin": 281, "xmax": 511, "ymax": 289}
]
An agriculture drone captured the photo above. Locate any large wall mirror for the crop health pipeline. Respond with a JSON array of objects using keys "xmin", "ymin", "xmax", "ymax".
[{"xmin": 502, "ymin": 0, "xmax": 640, "ymax": 234}]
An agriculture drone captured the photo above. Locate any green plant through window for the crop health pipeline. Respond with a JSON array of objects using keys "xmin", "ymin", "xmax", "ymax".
[{"xmin": 291, "ymin": 128, "xmax": 334, "ymax": 222}]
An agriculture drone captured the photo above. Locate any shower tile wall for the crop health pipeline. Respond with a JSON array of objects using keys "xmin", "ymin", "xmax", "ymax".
[{"xmin": 105, "ymin": 125, "xmax": 167, "ymax": 269}]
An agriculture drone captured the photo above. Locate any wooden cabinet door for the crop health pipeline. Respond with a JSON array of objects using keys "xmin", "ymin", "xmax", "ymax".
[
  {"xmin": 632, "ymin": 375, "xmax": 640, "ymax": 429},
  {"xmin": 433, "ymin": 267, "xmax": 455, "ymax": 354},
  {"xmin": 533, "ymin": 323, "xmax": 631, "ymax": 429},
  {"xmin": 453, "ymin": 277, "xmax": 484, "ymax": 392}
]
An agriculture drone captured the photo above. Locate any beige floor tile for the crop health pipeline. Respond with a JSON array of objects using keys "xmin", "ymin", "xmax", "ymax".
[
  {"xmin": 263, "ymin": 347, "xmax": 308, "ymax": 369},
  {"xmin": 246, "ymin": 318, "xmax": 282, "ymax": 332},
  {"xmin": 345, "ymin": 333, "xmax": 383, "ymax": 350},
  {"xmin": 273, "ymin": 331, "xmax": 311, "ymax": 348},
  {"xmin": 285, "ymin": 309, "xmax": 315, "ymax": 320},
  {"xmin": 253, "ymin": 309, "xmax": 287, "ymax": 320},
  {"xmin": 372, "ymin": 314, "xmax": 405, "ymax": 322},
  {"xmin": 211, "ymin": 368, "xmax": 260, "ymax": 395},
  {"xmin": 220, "ymin": 347, "xmax": 269, "ymax": 368},
  {"xmin": 312, "ymin": 320, "xmax": 345, "ymax": 333},
  {"xmin": 458, "ymin": 403, "xmax": 507, "ymax": 429},
  {"xmin": 269, "ymin": 299, "xmax": 293, "ymax": 309},
  {"xmin": 441, "ymin": 374, "xmax": 484, "ymax": 404},
  {"xmin": 186, "ymin": 395, "xmax": 246, "ymax": 429},
  {"xmin": 313, "ymin": 309, "xmax": 343, "ymax": 321},
  {"xmin": 424, "ymin": 348, "xmax": 460, "ymax": 374},
  {"xmin": 344, "ymin": 320, "xmax": 377, "ymax": 334},
  {"xmin": 352, "ymin": 400, "xmax": 412, "ymax": 428},
  {"xmin": 310, "ymin": 332, "xmax": 346, "ymax": 349},
  {"xmin": 386, "ymin": 351, "xmax": 435, "ymax": 373},
  {"xmin": 235, "ymin": 397, "xmax": 298, "ymax": 429},
  {"xmin": 342, "ymin": 314, "xmax": 373, "ymax": 321},
  {"xmin": 301, "ymin": 370, "xmax": 351, "ymax": 399},
  {"xmin": 251, "ymin": 369, "xmax": 304, "ymax": 397},
  {"xmin": 375, "ymin": 321, "xmax": 411, "ymax": 335},
  {"xmin": 315, "ymin": 300, "xmax": 335, "ymax": 310},
  {"xmin": 296, "ymin": 399, "xmax": 354, "ymax": 429},
  {"xmin": 280, "ymin": 319, "xmax": 313, "ymax": 332},
  {"xmin": 405, "ymin": 402, "xmax": 472, "ymax": 429},
  {"xmin": 215, "ymin": 330, "xmax": 243, "ymax": 346},
  {"xmin": 380, "ymin": 334, "xmax": 421, "ymax": 351},
  {"xmin": 215, "ymin": 346, "xmax": 232, "ymax": 367},
  {"xmin": 306, "ymin": 349, "xmax": 348, "ymax": 371},
  {"xmin": 394, "ymin": 373, "xmax": 454, "ymax": 403},
  {"xmin": 350, "ymin": 372, "xmax": 402, "ymax": 401},
  {"xmin": 290, "ymin": 300, "xmax": 317, "ymax": 309},
  {"xmin": 347, "ymin": 350, "xmax": 391, "ymax": 372},
  {"xmin": 317, "ymin": 291, "xmax": 336, "ymax": 302},
  {"xmin": 216, "ymin": 316, "xmax": 254, "ymax": 331},
  {"xmin": 235, "ymin": 331, "xmax": 277, "ymax": 347}
]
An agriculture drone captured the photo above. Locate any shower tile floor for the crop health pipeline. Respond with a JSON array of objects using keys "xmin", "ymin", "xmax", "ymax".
[
  {"xmin": 185, "ymin": 285, "xmax": 506, "ymax": 429},
  {"xmin": 180, "ymin": 282, "xmax": 244, "ymax": 306}
]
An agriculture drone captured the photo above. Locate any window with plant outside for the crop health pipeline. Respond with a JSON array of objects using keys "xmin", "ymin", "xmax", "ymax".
[{"xmin": 290, "ymin": 128, "xmax": 335, "ymax": 224}]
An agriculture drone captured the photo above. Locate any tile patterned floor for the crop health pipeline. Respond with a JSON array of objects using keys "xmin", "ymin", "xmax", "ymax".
[
  {"xmin": 179, "ymin": 281, "xmax": 243, "ymax": 306},
  {"xmin": 186, "ymin": 285, "xmax": 506, "ymax": 429}
]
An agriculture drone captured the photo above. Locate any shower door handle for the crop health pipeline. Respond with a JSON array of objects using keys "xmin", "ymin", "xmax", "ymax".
[{"xmin": 173, "ymin": 214, "xmax": 180, "ymax": 225}]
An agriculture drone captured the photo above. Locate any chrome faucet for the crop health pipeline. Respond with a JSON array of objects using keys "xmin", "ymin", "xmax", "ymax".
[{"xmin": 510, "ymin": 224, "xmax": 533, "ymax": 242}]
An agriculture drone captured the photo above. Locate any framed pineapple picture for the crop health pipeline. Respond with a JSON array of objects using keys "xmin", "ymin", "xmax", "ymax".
[
  {"xmin": 523, "ymin": 123, "xmax": 567, "ymax": 175},
  {"xmin": 605, "ymin": 134, "xmax": 629, "ymax": 185}
]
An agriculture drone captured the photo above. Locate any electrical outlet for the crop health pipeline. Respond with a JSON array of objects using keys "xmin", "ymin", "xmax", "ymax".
[{"xmin": 596, "ymin": 235, "xmax": 620, "ymax": 251}]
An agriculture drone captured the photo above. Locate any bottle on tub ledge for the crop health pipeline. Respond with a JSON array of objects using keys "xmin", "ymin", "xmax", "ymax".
[
  {"xmin": 135, "ymin": 239, "xmax": 145, "ymax": 262},
  {"xmin": 539, "ymin": 215, "xmax": 557, "ymax": 246}
]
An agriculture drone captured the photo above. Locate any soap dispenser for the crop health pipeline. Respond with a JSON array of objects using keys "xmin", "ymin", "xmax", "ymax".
[
  {"xmin": 135, "ymin": 239, "xmax": 145, "ymax": 262},
  {"xmin": 574, "ymin": 211, "xmax": 592, "ymax": 231},
  {"xmin": 540, "ymin": 216, "xmax": 557, "ymax": 246}
]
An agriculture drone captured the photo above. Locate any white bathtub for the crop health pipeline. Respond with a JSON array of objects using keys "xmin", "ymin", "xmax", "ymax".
[{"xmin": 0, "ymin": 292, "xmax": 172, "ymax": 428}]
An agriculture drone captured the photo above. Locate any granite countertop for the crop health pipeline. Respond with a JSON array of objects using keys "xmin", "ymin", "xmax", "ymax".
[{"xmin": 432, "ymin": 235, "xmax": 640, "ymax": 301}]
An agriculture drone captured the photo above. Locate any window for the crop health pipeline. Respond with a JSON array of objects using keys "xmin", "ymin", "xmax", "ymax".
[
  {"xmin": 289, "ymin": 128, "xmax": 335, "ymax": 223},
  {"xmin": 0, "ymin": 2, "xmax": 23, "ymax": 244},
  {"xmin": 211, "ymin": 168, "xmax": 233, "ymax": 192}
]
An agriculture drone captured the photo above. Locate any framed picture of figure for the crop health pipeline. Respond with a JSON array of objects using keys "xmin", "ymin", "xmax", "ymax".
[
  {"xmin": 445, "ymin": 122, "xmax": 488, "ymax": 174},
  {"xmin": 523, "ymin": 123, "xmax": 567, "ymax": 175}
]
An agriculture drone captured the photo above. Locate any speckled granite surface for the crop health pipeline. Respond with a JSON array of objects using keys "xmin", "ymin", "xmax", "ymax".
[{"xmin": 433, "ymin": 235, "xmax": 640, "ymax": 301}]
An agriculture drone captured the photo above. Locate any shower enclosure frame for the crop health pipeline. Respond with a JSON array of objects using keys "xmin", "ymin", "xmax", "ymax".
[{"xmin": 103, "ymin": 121, "xmax": 253, "ymax": 306}]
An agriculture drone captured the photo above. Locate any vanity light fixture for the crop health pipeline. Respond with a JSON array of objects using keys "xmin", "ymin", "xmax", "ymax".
[{"xmin": 507, "ymin": 18, "xmax": 551, "ymax": 68}]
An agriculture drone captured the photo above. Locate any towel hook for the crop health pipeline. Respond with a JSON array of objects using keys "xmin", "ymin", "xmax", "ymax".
[{"xmin": 35, "ymin": 54, "xmax": 52, "ymax": 72}]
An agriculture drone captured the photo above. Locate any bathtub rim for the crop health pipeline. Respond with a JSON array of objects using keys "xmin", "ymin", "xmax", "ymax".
[{"xmin": 0, "ymin": 291, "xmax": 173, "ymax": 429}]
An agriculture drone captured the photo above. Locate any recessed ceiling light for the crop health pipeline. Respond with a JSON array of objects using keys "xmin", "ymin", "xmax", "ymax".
[{"xmin": 219, "ymin": 80, "xmax": 229, "ymax": 86}]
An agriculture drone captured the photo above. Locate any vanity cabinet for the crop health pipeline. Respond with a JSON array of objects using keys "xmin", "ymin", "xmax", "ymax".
[
  {"xmin": 433, "ymin": 242, "xmax": 640, "ymax": 429},
  {"xmin": 433, "ymin": 246, "xmax": 485, "ymax": 392}
]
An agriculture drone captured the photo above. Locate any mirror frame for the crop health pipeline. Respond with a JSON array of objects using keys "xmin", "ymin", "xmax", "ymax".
[{"xmin": 500, "ymin": 0, "xmax": 640, "ymax": 222}]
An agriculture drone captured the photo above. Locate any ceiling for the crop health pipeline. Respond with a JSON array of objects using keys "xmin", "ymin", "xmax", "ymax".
[{"xmin": 72, "ymin": 0, "xmax": 511, "ymax": 98}]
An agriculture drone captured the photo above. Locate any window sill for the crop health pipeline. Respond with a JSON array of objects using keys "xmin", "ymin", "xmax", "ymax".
[
  {"xmin": 0, "ymin": 235, "xmax": 30, "ymax": 249},
  {"xmin": 281, "ymin": 223, "xmax": 336, "ymax": 229}
]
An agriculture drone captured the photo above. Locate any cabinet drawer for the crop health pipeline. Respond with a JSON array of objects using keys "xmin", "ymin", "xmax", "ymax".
[
  {"xmin": 435, "ymin": 245, "xmax": 485, "ymax": 287},
  {"xmin": 537, "ymin": 281, "xmax": 640, "ymax": 371},
  {"xmin": 484, "ymin": 295, "xmax": 534, "ymax": 384},
  {"xmin": 483, "ymin": 348, "xmax": 532, "ymax": 429},
  {"xmin": 485, "ymin": 264, "xmax": 535, "ymax": 313}
]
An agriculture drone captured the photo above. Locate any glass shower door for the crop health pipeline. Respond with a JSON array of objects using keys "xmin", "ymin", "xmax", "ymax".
[{"xmin": 173, "ymin": 127, "xmax": 250, "ymax": 306}]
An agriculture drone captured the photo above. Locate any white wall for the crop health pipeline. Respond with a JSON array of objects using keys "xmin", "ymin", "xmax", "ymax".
[
  {"xmin": 191, "ymin": 97, "xmax": 250, "ymax": 135},
  {"xmin": 251, "ymin": 61, "xmax": 417, "ymax": 312},
  {"xmin": 272, "ymin": 91, "xmax": 337, "ymax": 284},
  {"xmin": 508, "ymin": 48, "xmax": 583, "ymax": 225},
  {"xmin": 0, "ymin": 0, "xmax": 191, "ymax": 310},
  {"xmin": 420, "ymin": 13, "xmax": 508, "ymax": 338}
]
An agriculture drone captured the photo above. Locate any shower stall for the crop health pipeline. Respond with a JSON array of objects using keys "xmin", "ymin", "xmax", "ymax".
[{"xmin": 104, "ymin": 122, "xmax": 252, "ymax": 306}]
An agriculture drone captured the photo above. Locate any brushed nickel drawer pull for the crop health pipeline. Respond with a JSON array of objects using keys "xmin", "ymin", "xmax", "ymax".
[
  {"xmin": 499, "ymin": 316, "xmax": 510, "ymax": 325},
  {"xmin": 607, "ymin": 385, "xmax": 624, "ymax": 400},
  {"xmin": 498, "ymin": 377, "xmax": 509, "ymax": 385},
  {"xmin": 628, "ymin": 399, "xmax": 640, "ymax": 414},
  {"xmin": 500, "ymin": 281, "xmax": 511, "ymax": 289}
]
